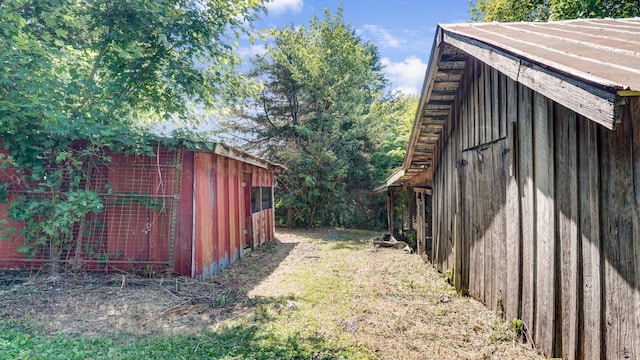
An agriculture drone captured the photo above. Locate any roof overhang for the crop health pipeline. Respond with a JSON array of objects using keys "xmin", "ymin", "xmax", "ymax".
[
  {"xmin": 399, "ymin": 18, "xmax": 640, "ymax": 188},
  {"xmin": 213, "ymin": 143, "xmax": 285, "ymax": 173},
  {"xmin": 442, "ymin": 26, "xmax": 622, "ymax": 130}
]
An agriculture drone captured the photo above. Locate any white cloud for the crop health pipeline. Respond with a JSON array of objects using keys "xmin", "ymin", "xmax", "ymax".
[
  {"xmin": 381, "ymin": 56, "xmax": 428, "ymax": 96},
  {"xmin": 358, "ymin": 24, "xmax": 403, "ymax": 49},
  {"xmin": 236, "ymin": 44, "xmax": 266, "ymax": 59},
  {"xmin": 264, "ymin": 0, "xmax": 303, "ymax": 16}
]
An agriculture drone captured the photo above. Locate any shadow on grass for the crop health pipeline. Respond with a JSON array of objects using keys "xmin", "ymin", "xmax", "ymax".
[
  {"xmin": 0, "ymin": 229, "xmax": 373, "ymax": 359},
  {"xmin": 0, "ymin": 319, "xmax": 355, "ymax": 360}
]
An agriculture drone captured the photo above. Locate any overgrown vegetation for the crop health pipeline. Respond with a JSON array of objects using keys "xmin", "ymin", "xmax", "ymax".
[
  {"xmin": 470, "ymin": 0, "xmax": 640, "ymax": 22},
  {"xmin": 0, "ymin": 0, "xmax": 265, "ymax": 271}
]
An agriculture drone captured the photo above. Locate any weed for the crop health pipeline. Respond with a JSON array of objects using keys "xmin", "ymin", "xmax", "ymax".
[{"xmin": 512, "ymin": 318, "xmax": 524, "ymax": 335}]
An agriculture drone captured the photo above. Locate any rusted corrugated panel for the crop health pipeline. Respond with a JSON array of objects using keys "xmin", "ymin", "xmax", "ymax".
[
  {"xmin": 0, "ymin": 192, "xmax": 28, "ymax": 268},
  {"xmin": 214, "ymin": 155, "xmax": 230, "ymax": 270},
  {"xmin": 228, "ymin": 159, "xmax": 240, "ymax": 263},
  {"xmin": 241, "ymin": 171, "xmax": 252, "ymax": 250},
  {"xmin": 0, "ymin": 146, "xmax": 28, "ymax": 268},
  {"xmin": 0, "ymin": 144, "xmax": 43, "ymax": 268},
  {"xmin": 0, "ymin": 145, "xmax": 181, "ymax": 272},
  {"xmin": 443, "ymin": 18, "xmax": 640, "ymax": 92},
  {"xmin": 174, "ymin": 151, "xmax": 194, "ymax": 276},
  {"xmin": 193, "ymin": 152, "xmax": 217, "ymax": 279}
]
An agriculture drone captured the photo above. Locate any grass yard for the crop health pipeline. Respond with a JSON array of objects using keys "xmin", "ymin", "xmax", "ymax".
[{"xmin": 0, "ymin": 228, "xmax": 542, "ymax": 359}]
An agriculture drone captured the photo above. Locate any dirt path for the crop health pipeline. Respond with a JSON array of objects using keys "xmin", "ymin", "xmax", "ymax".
[{"xmin": 0, "ymin": 228, "xmax": 542, "ymax": 359}]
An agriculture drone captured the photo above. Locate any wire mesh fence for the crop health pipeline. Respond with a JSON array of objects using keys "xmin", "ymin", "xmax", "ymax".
[{"xmin": 0, "ymin": 147, "xmax": 182, "ymax": 272}]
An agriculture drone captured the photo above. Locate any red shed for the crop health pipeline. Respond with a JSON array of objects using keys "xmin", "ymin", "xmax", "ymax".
[{"xmin": 0, "ymin": 142, "xmax": 283, "ymax": 279}]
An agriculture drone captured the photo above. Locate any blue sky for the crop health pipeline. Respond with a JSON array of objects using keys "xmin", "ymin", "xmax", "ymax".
[{"xmin": 238, "ymin": 0, "xmax": 472, "ymax": 95}]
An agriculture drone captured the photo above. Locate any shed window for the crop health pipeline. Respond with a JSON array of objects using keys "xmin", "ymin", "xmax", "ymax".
[
  {"xmin": 251, "ymin": 187, "xmax": 260, "ymax": 213},
  {"xmin": 261, "ymin": 187, "xmax": 272, "ymax": 210},
  {"xmin": 251, "ymin": 186, "xmax": 273, "ymax": 213}
]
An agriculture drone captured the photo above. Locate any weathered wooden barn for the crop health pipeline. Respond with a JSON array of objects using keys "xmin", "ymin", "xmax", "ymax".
[
  {"xmin": 0, "ymin": 142, "xmax": 283, "ymax": 279},
  {"xmin": 383, "ymin": 18, "xmax": 640, "ymax": 358}
]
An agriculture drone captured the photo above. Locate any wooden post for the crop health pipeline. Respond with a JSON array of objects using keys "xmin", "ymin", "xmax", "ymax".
[{"xmin": 387, "ymin": 190, "xmax": 394, "ymax": 234}]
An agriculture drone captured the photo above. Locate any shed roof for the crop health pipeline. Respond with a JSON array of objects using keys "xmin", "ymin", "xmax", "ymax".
[
  {"xmin": 392, "ymin": 17, "xmax": 640, "ymax": 188},
  {"xmin": 150, "ymin": 124, "xmax": 285, "ymax": 172}
]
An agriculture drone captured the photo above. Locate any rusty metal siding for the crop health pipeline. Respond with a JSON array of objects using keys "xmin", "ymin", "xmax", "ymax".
[
  {"xmin": 0, "ymin": 146, "xmax": 181, "ymax": 271},
  {"xmin": 241, "ymin": 171, "xmax": 252, "ymax": 250},
  {"xmin": 0, "ymin": 146, "xmax": 27, "ymax": 268},
  {"xmin": 103, "ymin": 150, "xmax": 180, "ymax": 270},
  {"xmin": 193, "ymin": 152, "xmax": 216, "ymax": 279},
  {"xmin": 190, "ymin": 154, "xmax": 277, "ymax": 279},
  {"xmin": 1, "ymin": 142, "xmax": 278, "ymax": 278},
  {"xmin": 174, "ymin": 151, "xmax": 194, "ymax": 276},
  {"xmin": 228, "ymin": 159, "xmax": 240, "ymax": 263},
  {"xmin": 214, "ymin": 155, "xmax": 229, "ymax": 270}
]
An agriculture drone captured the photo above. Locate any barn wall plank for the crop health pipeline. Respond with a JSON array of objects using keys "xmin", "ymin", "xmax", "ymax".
[
  {"xmin": 630, "ymin": 97, "xmax": 640, "ymax": 359},
  {"xmin": 491, "ymin": 67, "xmax": 500, "ymax": 142},
  {"xmin": 518, "ymin": 84, "xmax": 536, "ymax": 341},
  {"xmin": 481, "ymin": 146, "xmax": 492, "ymax": 307},
  {"xmin": 533, "ymin": 93, "xmax": 556, "ymax": 356},
  {"xmin": 554, "ymin": 105, "xmax": 579, "ymax": 360},
  {"xmin": 458, "ymin": 152, "xmax": 469, "ymax": 294},
  {"xmin": 493, "ymin": 140, "xmax": 507, "ymax": 314},
  {"xmin": 577, "ymin": 117, "xmax": 602, "ymax": 359},
  {"xmin": 474, "ymin": 61, "xmax": 481, "ymax": 147},
  {"xmin": 471, "ymin": 153, "xmax": 483, "ymax": 300},
  {"xmin": 504, "ymin": 77, "xmax": 521, "ymax": 321},
  {"xmin": 499, "ymin": 71, "xmax": 507, "ymax": 139},
  {"xmin": 601, "ymin": 106, "xmax": 637, "ymax": 359},
  {"xmin": 453, "ymin": 101, "xmax": 464, "ymax": 290},
  {"xmin": 483, "ymin": 64, "xmax": 492, "ymax": 143}
]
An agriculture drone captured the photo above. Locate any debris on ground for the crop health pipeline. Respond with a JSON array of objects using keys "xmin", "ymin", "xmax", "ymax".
[{"xmin": 372, "ymin": 232, "xmax": 413, "ymax": 253}]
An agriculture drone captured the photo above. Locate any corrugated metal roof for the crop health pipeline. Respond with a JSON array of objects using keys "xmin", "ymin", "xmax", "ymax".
[
  {"xmin": 444, "ymin": 18, "xmax": 640, "ymax": 93},
  {"xmin": 394, "ymin": 17, "xmax": 640, "ymax": 187}
]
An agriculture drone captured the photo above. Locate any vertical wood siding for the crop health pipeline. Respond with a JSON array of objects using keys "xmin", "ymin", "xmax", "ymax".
[{"xmin": 431, "ymin": 57, "xmax": 640, "ymax": 358}]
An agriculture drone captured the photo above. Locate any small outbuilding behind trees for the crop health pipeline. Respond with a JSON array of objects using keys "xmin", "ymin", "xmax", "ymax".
[
  {"xmin": 0, "ymin": 141, "xmax": 283, "ymax": 280},
  {"xmin": 382, "ymin": 18, "xmax": 640, "ymax": 358}
]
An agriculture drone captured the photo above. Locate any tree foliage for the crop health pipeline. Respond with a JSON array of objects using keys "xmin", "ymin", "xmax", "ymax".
[
  {"xmin": 470, "ymin": 0, "xmax": 640, "ymax": 21},
  {"xmin": 0, "ymin": 0, "xmax": 264, "ymax": 269},
  {"xmin": 236, "ymin": 6, "xmax": 392, "ymax": 228},
  {"xmin": 369, "ymin": 93, "xmax": 418, "ymax": 182}
]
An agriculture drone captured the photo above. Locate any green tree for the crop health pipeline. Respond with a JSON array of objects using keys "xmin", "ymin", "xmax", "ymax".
[
  {"xmin": 236, "ymin": 6, "xmax": 386, "ymax": 228},
  {"xmin": 470, "ymin": 0, "xmax": 639, "ymax": 21},
  {"xmin": 0, "ymin": 0, "xmax": 265, "ymax": 271},
  {"xmin": 369, "ymin": 93, "xmax": 418, "ymax": 183}
]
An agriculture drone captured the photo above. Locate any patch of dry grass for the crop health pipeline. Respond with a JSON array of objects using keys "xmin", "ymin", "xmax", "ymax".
[{"xmin": 0, "ymin": 228, "xmax": 543, "ymax": 359}]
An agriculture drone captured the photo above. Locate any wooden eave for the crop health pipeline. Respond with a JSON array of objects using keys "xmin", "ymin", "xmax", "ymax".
[
  {"xmin": 402, "ymin": 28, "xmax": 465, "ymax": 186},
  {"xmin": 213, "ymin": 143, "xmax": 285, "ymax": 173}
]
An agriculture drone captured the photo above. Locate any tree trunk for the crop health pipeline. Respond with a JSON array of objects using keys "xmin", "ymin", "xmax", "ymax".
[{"xmin": 307, "ymin": 205, "xmax": 316, "ymax": 229}]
